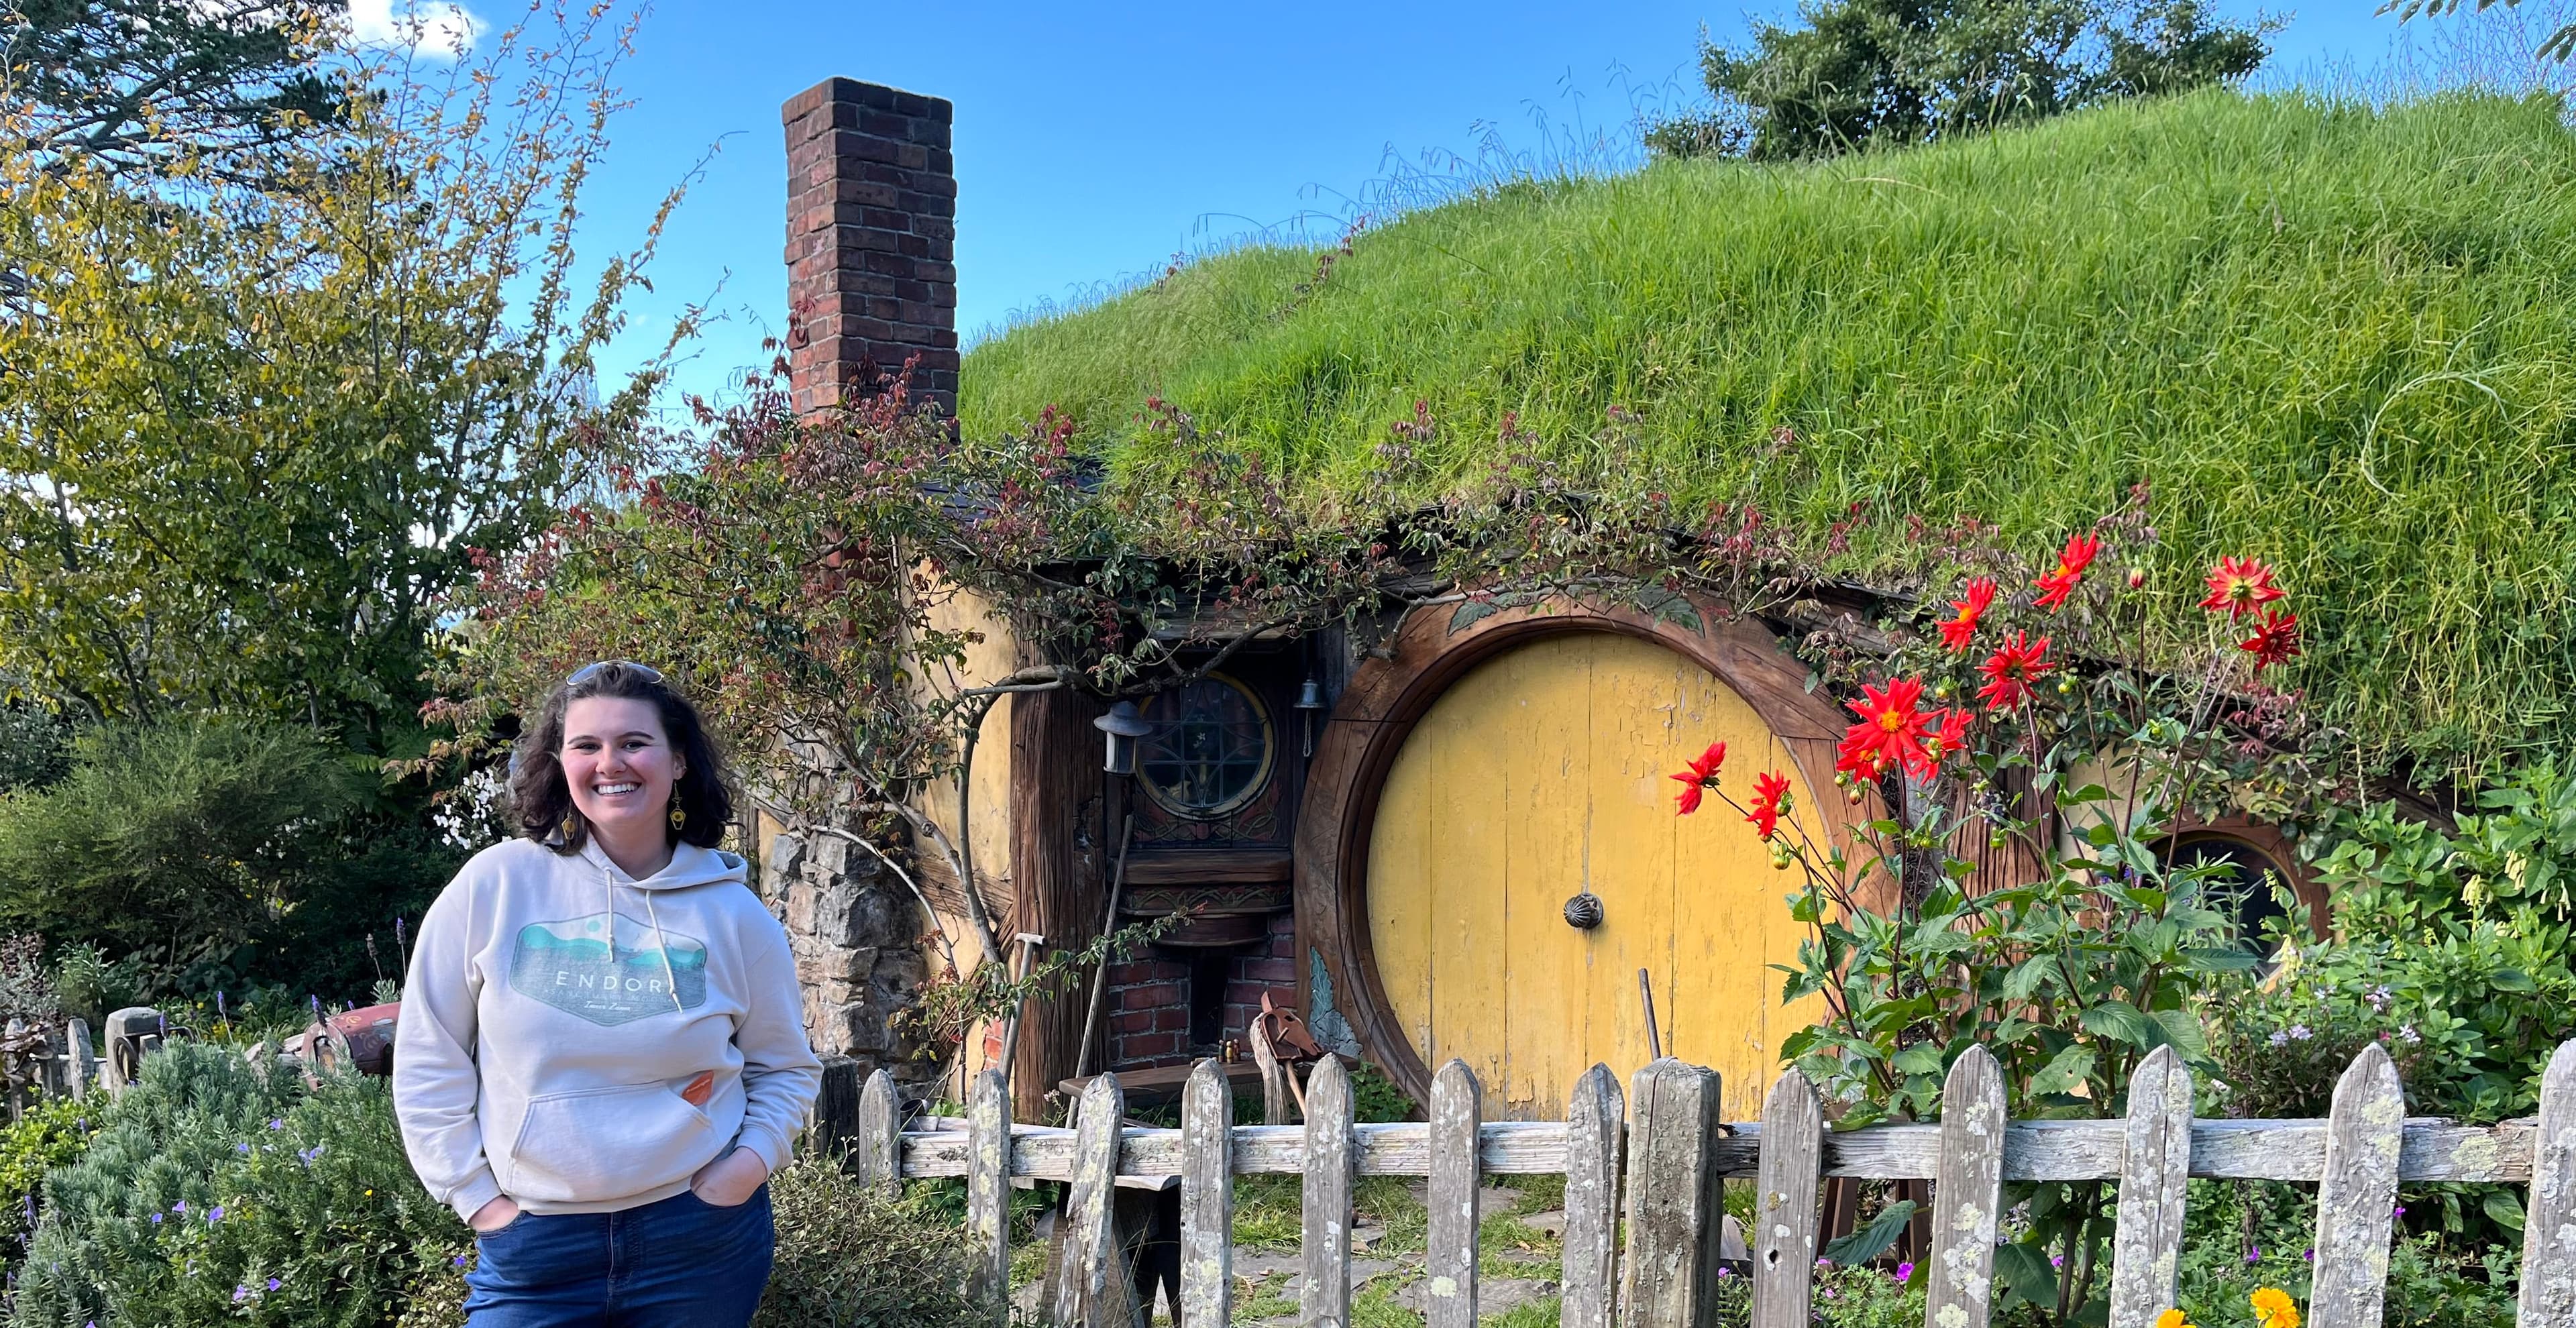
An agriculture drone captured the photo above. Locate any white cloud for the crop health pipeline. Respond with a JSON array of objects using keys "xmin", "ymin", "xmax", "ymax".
[{"xmin": 345, "ymin": 0, "xmax": 484, "ymax": 58}]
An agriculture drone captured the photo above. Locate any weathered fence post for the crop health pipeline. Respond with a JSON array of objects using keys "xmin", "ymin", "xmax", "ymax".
[
  {"xmin": 1426, "ymin": 1060, "xmax": 1482, "ymax": 1328},
  {"xmin": 2108, "ymin": 1046, "xmax": 2193, "ymax": 1328},
  {"xmin": 2523, "ymin": 1039, "xmax": 2576, "ymax": 1326},
  {"xmin": 1925, "ymin": 1045, "xmax": 2005, "ymax": 1328},
  {"xmin": 1301, "ymin": 1055, "xmax": 1355, "ymax": 1328},
  {"xmin": 1562, "ymin": 1062, "xmax": 1624, "ymax": 1328},
  {"xmin": 62, "ymin": 1019, "xmax": 93, "ymax": 1102},
  {"xmin": 851, "ymin": 1068, "xmax": 901, "ymax": 1193},
  {"xmin": 965, "ymin": 1067, "xmax": 1012, "ymax": 1317},
  {"xmin": 2310, "ymin": 1044, "xmax": 2405, "ymax": 1327},
  {"xmin": 1054, "ymin": 1072, "xmax": 1129, "ymax": 1328},
  {"xmin": 1617, "ymin": 1057, "xmax": 1724, "ymax": 1328},
  {"xmin": 1181, "ymin": 1058, "xmax": 1234, "ymax": 1328},
  {"xmin": 1752, "ymin": 1069, "xmax": 1824, "ymax": 1328}
]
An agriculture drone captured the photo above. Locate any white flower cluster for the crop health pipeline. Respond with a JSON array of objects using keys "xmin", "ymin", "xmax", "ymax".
[{"xmin": 432, "ymin": 765, "xmax": 509, "ymax": 849}]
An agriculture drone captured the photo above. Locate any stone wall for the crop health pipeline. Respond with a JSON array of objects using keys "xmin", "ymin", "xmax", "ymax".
[{"xmin": 761, "ymin": 829, "xmax": 934, "ymax": 1084}]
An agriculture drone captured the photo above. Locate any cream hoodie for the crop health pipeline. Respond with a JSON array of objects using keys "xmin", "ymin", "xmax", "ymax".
[{"xmin": 394, "ymin": 837, "xmax": 822, "ymax": 1222}]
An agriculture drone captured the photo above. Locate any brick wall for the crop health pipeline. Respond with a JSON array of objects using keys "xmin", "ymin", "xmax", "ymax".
[
  {"xmin": 1102, "ymin": 912, "xmax": 1301, "ymax": 1070},
  {"xmin": 782, "ymin": 77, "xmax": 958, "ymax": 418}
]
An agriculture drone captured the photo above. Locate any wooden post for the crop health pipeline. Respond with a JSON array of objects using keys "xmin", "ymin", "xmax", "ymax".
[
  {"xmin": 1752, "ymin": 1070, "xmax": 1824, "ymax": 1328},
  {"xmin": 1924, "ymin": 1046, "xmax": 2005, "ymax": 1328},
  {"xmin": 1426, "ymin": 1060, "xmax": 1482, "ymax": 1328},
  {"xmin": 808, "ymin": 1055, "xmax": 863, "ymax": 1157},
  {"xmin": 1181, "ymin": 1058, "xmax": 1234, "ymax": 1328},
  {"xmin": 853, "ymin": 1068, "xmax": 901, "ymax": 1193},
  {"xmin": 1618, "ymin": 1058, "xmax": 1724, "ymax": 1328},
  {"xmin": 1009, "ymin": 685, "xmax": 1112, "ymax": 1119},
  {"xmin": 966, "ymin": 1068, "xmax": 1012, "ymax": 1315},
  {"xmin": 1301, "ymin": 1055, "xmax": 1354, "ymax": 1328},
  {"xmin": 2309, "ymin": 1044, "xmax": 2405, "ymax": 1328},
  {"xmin": 2522, "ymin": 1039, "xmax": 2576, "ymax": 1326},
  {"xmin": 2107, "ymin": 1046, "xmax": 2193, "ymax": 1328},
  {"xmin": 1054, "ymin": 1072, "xmax": 1128, "ymax": 1328},
  {"xmin": 62, "ymin": 1019, "xmax": 93, "ymax": 1103},
  {"xmin": 1562, "ymin": 1063, "xmax": 1625, "ymax": 1328}
]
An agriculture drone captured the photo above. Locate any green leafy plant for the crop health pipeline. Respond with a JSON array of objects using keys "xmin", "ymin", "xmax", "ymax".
[
  {"xmin": 9, "ymin": 1040, "xmax": 466, "ymax": 1327},
  {"xmin": 749, "ymin": 1160, "xmax": 1009, "ymax": 1328},
  {"xmin": 0, "ymin": 1097, "xmax": 94, "ymax": 1270},
  {"xmin": 1683, "ymin": 525, "xmax": 2334, "ymax": 1322}
]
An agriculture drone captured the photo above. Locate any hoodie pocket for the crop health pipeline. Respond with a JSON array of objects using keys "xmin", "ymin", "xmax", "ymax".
[{"xmin": 503, "ymin": 1081, "xmax": 712, "ymax": 1203}]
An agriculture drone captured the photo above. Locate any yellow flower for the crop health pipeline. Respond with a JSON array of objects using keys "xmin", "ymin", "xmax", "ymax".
[
  {"xmin": 2156, "ymin": 1310, "xmax": 2194, "ymax": 1328},
  {"xmin": 2251, "ymin": 1287, "xmax": 2301, "ymax": 1328}
]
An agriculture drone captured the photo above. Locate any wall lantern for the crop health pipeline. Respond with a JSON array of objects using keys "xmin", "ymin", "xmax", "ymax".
[
  {"xmin": 1294, "ymin": 677, "xmax": 1326, "ymax": 756},
  {"xmin": 1095, "ymin": 701, "xmax": 1152, "ymax": 777}
]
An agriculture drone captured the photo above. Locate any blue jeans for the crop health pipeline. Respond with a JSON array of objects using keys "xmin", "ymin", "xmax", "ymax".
[{"xmin": 463, "ymin": 1185, "xmax": 774, "ymax": 1327}]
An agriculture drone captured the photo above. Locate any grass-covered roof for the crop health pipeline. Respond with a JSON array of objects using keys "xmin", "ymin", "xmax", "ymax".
[{"xmin": 961, "ymin": 90, "xmax": 2576, "ymax": 776}]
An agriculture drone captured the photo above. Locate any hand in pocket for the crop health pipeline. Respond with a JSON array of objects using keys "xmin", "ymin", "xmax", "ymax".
[{"xmin": 689, "ymin": 1149, "xmax": 769, "ymax": 1207}]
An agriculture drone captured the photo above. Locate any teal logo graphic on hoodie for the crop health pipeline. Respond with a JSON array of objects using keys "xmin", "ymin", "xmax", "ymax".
[{"xmin": 508, "ymin": 915, "xmax": 709, "ymax": 1026}]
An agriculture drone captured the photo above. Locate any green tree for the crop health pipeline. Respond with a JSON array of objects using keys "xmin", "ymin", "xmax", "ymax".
[
  {"xmin": 1648, "ymin": 0, "xmax": 2273, "ymax": 161},
  {"xmin": 1, "ymin": 0, "xmax": 354, "ymax": 172},
  {"xmin": 0, "ymin": 7, "xmax": 680, "ymax": 750}
]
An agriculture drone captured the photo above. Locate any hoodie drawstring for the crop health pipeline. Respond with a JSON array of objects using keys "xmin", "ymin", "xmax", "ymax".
[{"xmin": 600, "ymin": 857, "xmax": 685, "ymax": 1015}]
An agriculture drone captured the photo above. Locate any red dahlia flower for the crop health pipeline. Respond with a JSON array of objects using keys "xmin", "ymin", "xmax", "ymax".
[
  {"xmin": 1747, "ymin": 771, "xmax": 1792, "ymax": 840},
  {"xmin": 1841, "ymin": 677, "xmax": 1933, "ymax": 779},
  {"xmin": 1939, "ymin": 578, "xmax": 1997, "ymax": 653},
  {"xmin": 2199, "ymin": 556, "xmax": 2286, "ymax": 618},
  {"xmin": 1976, "ymin": 631, "xmax": 2054, "ymax": 711},
  {"xmin": 2033, "ymin": 533, "xmax": 2103, "ymax": 612},
  {"xmin": 1925, "ymin": 707, "xmax": 1972, "ymax": 761},
  {"xmin": 1670, "ymin": 740, "xmax": 1725, "ymax": 816},
  {"xmin": 2239, "ymin": 609, "xmax": 2300, "ymax": 671}
]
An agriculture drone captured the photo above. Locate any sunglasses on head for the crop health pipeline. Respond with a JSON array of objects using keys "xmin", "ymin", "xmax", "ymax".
[{"xmin": 565, "ymin": 659, "xmax": 664, "ymax": 687}]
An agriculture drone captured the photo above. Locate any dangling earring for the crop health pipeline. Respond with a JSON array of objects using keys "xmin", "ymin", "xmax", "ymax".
[
  {"xmin": 668, "ymin": 786, "xmax": 686, "ymax": 831},
  {"xmin": 559, "ymin": 813, "xmax": 577, "ymax": 840}
]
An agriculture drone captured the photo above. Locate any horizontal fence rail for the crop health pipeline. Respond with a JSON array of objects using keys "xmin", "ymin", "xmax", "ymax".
[
  {"xmin": 892, "ymin": 1116, "xmax": 2538, "ymax": 1185},
  {"xmin": 854, "ymin": 1038, "xmax": 2576, "ymax": 1328}
]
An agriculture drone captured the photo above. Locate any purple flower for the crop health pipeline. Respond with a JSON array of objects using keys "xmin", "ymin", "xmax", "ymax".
[
  {"xmin": 2247, "ymin": 1245, "xmax": 2261, "ymax": 1263},
  {"xmin": 1715, "ymin": 1266, "xmax": 1732, "ymax": 1278},
  {"xmin": 453, "ymin": 1254, "xmax": 467, "ymax": 1267},
  {"xmin": 2394, "ymin": 1205, "xmax": 2407, "ymax": 1219},
  {"xmin": 2050, "ymin": 1254, "xmax": 2064, "ymax": 1268},
  {"xmin": 206, "ymin": 1206, "xmax": 223, "ymax": 1223},
  {"xmin": 266, "ymin": 1278, "xmax": 280, "ymax": 1291},
  {"xmin": 233, "ymin": 1286, "xmax": 248, "ymax": 1303},
  {"xmin": 2304, "ymin": 1248, "xmax": 2314, "ymax": 1261},
  {"xmin": 1896, "ymin": 1260, "xmax": 1915, "ymax": 1281},
  {"xmin": 2268, "ymin": 1030, "xmax": 2289, "ymax": 1047},
  {"xmin": 2288, "ymin": 1023, "xmax": 2312, "ymax": 1041},
  {"xmin": 148, "ymin": 1214, "xmax": 160, "ymax": 1225},
  {"xmin": 170, "ymin": 1201, "xmax": 186, "ymax": 1215},
  {"xmin": 235, "ymin": 1143, "xmax": 250, "ymax": 1154}
]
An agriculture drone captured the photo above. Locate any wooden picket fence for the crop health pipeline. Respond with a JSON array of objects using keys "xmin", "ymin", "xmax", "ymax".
[{"xmin": 843, "ymin": 1040, "xmax": 2576, "ymax": 1328}]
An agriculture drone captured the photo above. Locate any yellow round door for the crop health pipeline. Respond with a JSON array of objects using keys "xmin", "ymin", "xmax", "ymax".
[{"xmin": 1365, "ymin": 631, "xmax": 1825, "ymax": 1121}]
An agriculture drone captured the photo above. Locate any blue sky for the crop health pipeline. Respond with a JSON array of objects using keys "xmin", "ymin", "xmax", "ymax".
[{"xmin": 505, "ymin": 1, "xmax": 2468, "ymax": 404}]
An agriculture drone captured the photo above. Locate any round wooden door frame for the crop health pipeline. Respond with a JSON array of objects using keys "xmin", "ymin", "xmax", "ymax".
[{"xmin": 1289, "ymin": 596, "xmax": 1880, "ymax": 1107}]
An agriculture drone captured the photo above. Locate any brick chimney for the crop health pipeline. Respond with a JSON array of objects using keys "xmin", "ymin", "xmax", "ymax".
[{"xmin": 782, "ymin": 78, "xmax": 958, "ymax": 419}]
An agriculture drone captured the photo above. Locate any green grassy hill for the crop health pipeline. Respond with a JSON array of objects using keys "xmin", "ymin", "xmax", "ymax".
[{"xmin": 962, "ymin": 90, "xmax": 2576, "ymax": 774}]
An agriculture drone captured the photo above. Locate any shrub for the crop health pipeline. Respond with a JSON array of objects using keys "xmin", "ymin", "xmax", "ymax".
[
  {"xmin": 0, "ymin": 1097, "xmax": 93, "ymax": 1269},
  {"xmin": 0, "ymin": 717, "xmax": 460, "ymax": 1002},
  {"xmin": 8, "ymin": 1040, "xmax": 466, "ymax": 1327},
  {"xmin": 751, "ymin": 1160, "xmax": 1005, "ymax": 1328}
]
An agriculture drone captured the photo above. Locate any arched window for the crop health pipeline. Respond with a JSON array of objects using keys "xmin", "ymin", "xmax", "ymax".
[
  {"xmin": 1137, "ymin": 674, "xmax": 1275, "ymax": 820},
  {"xmin": 2160, "ymin": 831, "xmax": 2296, "ymax": 962}
]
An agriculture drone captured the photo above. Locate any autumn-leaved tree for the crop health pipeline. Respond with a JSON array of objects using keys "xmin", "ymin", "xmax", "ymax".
[{"xmin": 0, "ymin": 3, "xmax": 682, "ymax": 751}]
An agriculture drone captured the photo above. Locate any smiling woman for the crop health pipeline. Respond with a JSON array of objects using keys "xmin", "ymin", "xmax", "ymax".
[{"xmin": 394, "ymin": 662, "xmax": 821, "ymax": 1328}]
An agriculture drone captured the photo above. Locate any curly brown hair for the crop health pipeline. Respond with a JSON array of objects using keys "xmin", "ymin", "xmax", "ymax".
[{"xmin": 508, "ymin": 663, "xmax": 733, "ymax": 854}]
